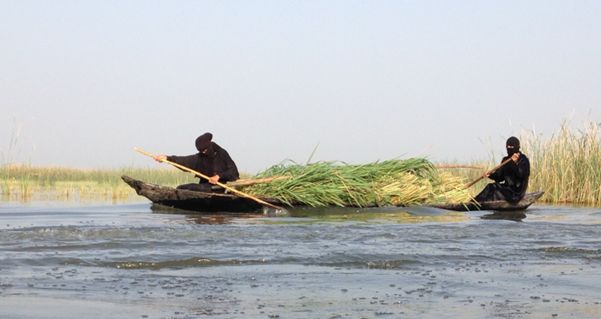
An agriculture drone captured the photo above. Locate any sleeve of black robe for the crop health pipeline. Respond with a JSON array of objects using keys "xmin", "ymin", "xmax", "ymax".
[
  {"xmin": 488, "ymin": 157, "xmax": 508, "ymax": 182},
  {"xmin": 215, "ymin": 148, "xmax": 239, "ymax": 182},
  {"xmin": 166, "ymin": 154, "xmax": 199, "ymax": 173}
]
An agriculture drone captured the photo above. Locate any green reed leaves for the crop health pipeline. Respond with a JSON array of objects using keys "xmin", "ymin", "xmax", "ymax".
[{"xmin": 242, "ymin": 158, "xmax": 472, "ymax": 207}]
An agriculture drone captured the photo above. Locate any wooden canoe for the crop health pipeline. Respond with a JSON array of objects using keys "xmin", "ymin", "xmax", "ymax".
[
  {"xmin": 121, "ymin": 175, "xmax": 283, "ymax": 213},
  {"xmin": 123, "ymin": 176, "xmax": 544, "ymax": 213},
  {"xmin": 430, "ymin": 191, "xmax": 545, "ymax": 212}
]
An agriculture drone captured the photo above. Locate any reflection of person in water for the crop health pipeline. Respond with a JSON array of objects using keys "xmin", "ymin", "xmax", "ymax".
[
  {"xmin": 475, "ymin": 136, "xmax": 530, "ymax": 203},
  {"xmin": 155, "ymin": 132, "xmax": 239, "ymax": 192}
]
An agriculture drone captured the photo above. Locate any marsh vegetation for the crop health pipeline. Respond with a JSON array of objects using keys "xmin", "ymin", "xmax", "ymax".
[{"xmin": 2, "ymin": 121, "xmax": 600, "ymax": 206}]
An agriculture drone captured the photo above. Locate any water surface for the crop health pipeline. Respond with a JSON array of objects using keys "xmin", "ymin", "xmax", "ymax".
[{"xmin": 1, "ymin": 202, "xmax": 601, "ymax": 318}]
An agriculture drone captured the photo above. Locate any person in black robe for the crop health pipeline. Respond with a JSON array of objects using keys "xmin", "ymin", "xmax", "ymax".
[
  {"xmin": 474, "ymin": 136, "xmax": 530, "ymax": 203},
  {"xmin": 155, "ymin": 132, "xmax": 239, "ymax": 192}
]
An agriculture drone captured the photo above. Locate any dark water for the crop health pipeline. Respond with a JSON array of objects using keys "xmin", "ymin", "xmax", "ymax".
[{"xmin": 1, "ymin": 202, "xmax": 601, "ymax": 319}]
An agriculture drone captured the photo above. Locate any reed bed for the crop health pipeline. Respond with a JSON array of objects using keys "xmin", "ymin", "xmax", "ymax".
[
  {"xmin": 242, "ymin": 158, "xmax": 473, "ymax": 207},
  {"xmin": 5, "ymin": 120, "xmax": 599, "ymax": 206},
  {"xmin": 521, "ymin": 121, "xmax": 601, "ymax": 206},
  {"xmin": 0, "ymin": 165, "xmax": 197, "ymax": 202}
]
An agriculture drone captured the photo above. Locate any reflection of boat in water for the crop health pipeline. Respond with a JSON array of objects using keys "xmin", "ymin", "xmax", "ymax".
[
  {"xmin": 430, "ymin": 191, "xmax": 545, "ymax": 212},
  {"xmin": 480, "ymin": 210, "xmax": 527, "ymax": 221},
  {"xmin": 123, "ymin": 176, "xmax": 544, "ymax": 214}
]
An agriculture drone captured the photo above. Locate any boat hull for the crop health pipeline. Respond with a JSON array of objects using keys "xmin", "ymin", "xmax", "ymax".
[
  {"xmin": 122, "ymin": 175, "xmax": 272, "ymax": 213},
  {"xmin": 123, "ymin": 176, "xmax": 544, "ymax": 213},
  {"xmin": 431, "ymin": 191, "xmax": 545, "ymax": 212}
]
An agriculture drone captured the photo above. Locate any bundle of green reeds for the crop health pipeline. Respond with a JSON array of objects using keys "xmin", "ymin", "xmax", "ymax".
[{"xmin": 242, "ymin": 158, "xmax": 472, "ymax": 207}]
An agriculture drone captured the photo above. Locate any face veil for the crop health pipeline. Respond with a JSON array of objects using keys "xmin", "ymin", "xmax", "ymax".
[{"xmin": 506, "ymin": 136, "xmax": 520, "ymax": 156}]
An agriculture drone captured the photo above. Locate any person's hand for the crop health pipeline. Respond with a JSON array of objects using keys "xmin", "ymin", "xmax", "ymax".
[
  {"xmin": 208, "ymin": 175, "xmax": 220, "ymax": 184},
  {"xmin": 511, "ymin": 152, "xmax": 520, "ymax": 162},
  {"xmin": 154, "ymin": 155, "xmax": 167, "ymax": 162}
]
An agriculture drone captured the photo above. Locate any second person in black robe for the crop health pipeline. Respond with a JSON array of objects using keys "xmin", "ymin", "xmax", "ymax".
[{"xmin": 475, "ymin": 136, "xmax": 530, "ymax": 204}]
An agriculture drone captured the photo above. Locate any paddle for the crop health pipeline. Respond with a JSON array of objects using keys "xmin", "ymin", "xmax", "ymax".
[
  {"xmin": 465, "ymin": 157, "xmax": 513, "ymax": 188},
  {"xmin": 134, "ymin": 147, "xmax": 284, "ymax": 211}
]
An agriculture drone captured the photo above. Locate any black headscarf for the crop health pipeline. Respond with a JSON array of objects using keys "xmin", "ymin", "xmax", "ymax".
[
  {"xmin": 195, "ymin": 133, "xmax": 213, "ymax": 152},
  {"xmin": 506, "ymin": 136, "xmax": 520, "ymax": 156}
]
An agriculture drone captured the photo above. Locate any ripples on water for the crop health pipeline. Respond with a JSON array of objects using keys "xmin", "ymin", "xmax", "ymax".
[{"xmin": 1, "ymin": 203, "xmax": 601, "ymax": 318}]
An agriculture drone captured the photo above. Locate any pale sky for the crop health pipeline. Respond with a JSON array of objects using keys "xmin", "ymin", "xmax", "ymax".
[{"xmin": 1, "ymin": 1, "xmax": 600, "ymax": 173}]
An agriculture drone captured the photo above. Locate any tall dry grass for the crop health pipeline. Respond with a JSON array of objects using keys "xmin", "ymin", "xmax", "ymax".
[{"xmin": 521, "ymin": 121, "xmax": 601, "ymax": 205}]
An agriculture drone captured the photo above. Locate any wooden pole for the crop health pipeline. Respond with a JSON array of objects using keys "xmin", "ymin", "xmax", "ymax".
[
  {"xmin": 465, "ymin": 157, "xmax": 513, "ymax": 189},
  {"xmin": 134, "ymin": 147, "xmax": 284, "ymax": 210},
  {"xmin": 226, "ymin": 176, "xmax": 289, "ymax": 187},
  {"xmin": 435, "ymin": 164, "xmax": 485, "ymax": 170}
]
